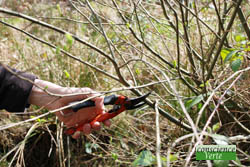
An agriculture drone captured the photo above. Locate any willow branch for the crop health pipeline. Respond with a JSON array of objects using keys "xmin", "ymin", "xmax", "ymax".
[
  {"xmin": 112, "ymin": 0, "xmax": 191, "ymax": 77},
  {"xmin": 163, "ymin": 0, "xmax": 200, "ymax": 94},
  {"xmin": 236, "ymin": 6, "xmax": 250, "ymax": 40},
  {"xmin": 178, "ymin": 1, "xmax": 196, "ymax": 73},
  {"xmin": 196, "ymin": 66, "xmax": 250, "ymax": 126},
  {"xmin": 177, "ymin": 0, "xmax": 221, "ymax": 39},
  {"xmin": 0, "ymin": 7, "xmax": 115, "ymax": 64},
  {"xmin": 186, "ymin": 72, "xmax": 243, "ymax": 166},
  {"xmin": 0, "ymin": 20, "xmax": 119, "ymax": 82},
  {"xmin": 206, "ymin": 0, "xmax": 244, "ymax": 81},
  {"xmin": 155, "ymin": 100, "xmax": 162, "ymax": 167}
]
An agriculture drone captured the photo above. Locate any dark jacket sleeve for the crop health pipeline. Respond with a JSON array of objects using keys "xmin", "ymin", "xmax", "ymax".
[{"xmin": 0, "ymin": 64, "xmax": 37, "ymax": 112}]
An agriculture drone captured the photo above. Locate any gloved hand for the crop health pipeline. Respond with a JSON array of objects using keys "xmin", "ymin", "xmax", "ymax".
[{"xmin": 28, "ymin": 79, "xmax": 111, "ymax": 139}]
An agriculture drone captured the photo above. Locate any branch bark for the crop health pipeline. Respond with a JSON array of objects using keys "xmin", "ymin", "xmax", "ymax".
[
  {"xmin": 206, "ymin": 0, "xmax": 244, "ymax": 81},
  {"xmin": 236, "ymin": 6, "xmax": 250, "ymax": 41}
]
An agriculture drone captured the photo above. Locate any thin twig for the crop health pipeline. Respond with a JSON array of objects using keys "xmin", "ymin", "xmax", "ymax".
[
  {"xmin": 67, "ymin": 136, "xmax": 71, "ymax": 167},
  {"xmin": 0, "ymin": 20, "xmax": 120, "ymax": 82},
  {"xmin": 186, "ymin": 71, "xmax": 245, "ymax": 166},
  {"xmin": 86, "ymin": 0, "xmax": 116, "ymax": 60},
  {"xmin": 155, "ymin": 100, "xmax": 162, "ymax": 167},
  {"xmin": 38, "ymin": 16, "xmax": 125, "ymax": 25},
  {"xmin": 0, "ymin": 7, "xmax": 115, "ymax": 64},
  {"xmin": 163, "ymin": 0, "xmax": 200, "ymax": 95},
  {"xmin": 206, "ymin": 0, "xmax": 244, "ymax": 81},
  {"xmin": 178, "ymin": 1, "xmax": 196, "ymax": 73},
  {"xmin": 176, "ymin": 0, "xmax": 221, "ymax": 39},
  {"xmin": 196, "ymin": 66, "xmax": 250, "ymax": 126},
  {"xmin": 223, "ymin": 105, "xmax": 250, "ymax": 133},
  {"xmin": 234, "ymin": 1, "xmax": 250, "ymax": 40},
  {"xmin": 112, "ymin": 0, "xmax": 191, "ymax": 76}
]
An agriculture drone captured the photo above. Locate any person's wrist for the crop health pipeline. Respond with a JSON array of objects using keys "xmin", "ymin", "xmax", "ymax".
[
  {"xmin": 28, "ymin": 79, "xmax": 64, "ymax": 109},
  {"xmin": 62, "ymin": 87, "xmax": 93, "ymax": 97}
]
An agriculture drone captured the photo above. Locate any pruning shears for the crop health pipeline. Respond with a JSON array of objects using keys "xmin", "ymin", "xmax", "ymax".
[{"xmin": 65, "ymin": 92, "xmax": 151, "ymax": 135}]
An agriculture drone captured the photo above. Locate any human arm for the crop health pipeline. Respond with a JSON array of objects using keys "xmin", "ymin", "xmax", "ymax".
[
  {"xmin": 28, "ymin": 79, "xmax": 111, "ymax": 138},
  {"xmin": 0, "ymin": 64, "xmax": 110, "ymax": 138},
  {"xmin": 0, "ymin": 64, "xmax": 36, "ymax": 112}
]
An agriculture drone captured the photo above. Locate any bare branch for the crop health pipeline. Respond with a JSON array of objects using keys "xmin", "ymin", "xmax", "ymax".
[
  {"xmin": 0, "ymin": 7, "xmax": 115, "ymax": 64},
  {"xmin": 0, "ymin": 20, "xmax": 120, "ymax": 82},
  {"xmin": 155, "ymin": 100, "xmax": 162, "ymax": 167},
  {"xmin": 206, "ymin": 0, "xmax": 244, "ymax": 81}
]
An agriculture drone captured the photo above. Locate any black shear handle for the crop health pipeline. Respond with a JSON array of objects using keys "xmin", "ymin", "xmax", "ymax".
[{"xmin": 71, "ymin": 94, "xmax": 117, "ymax": 112}]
